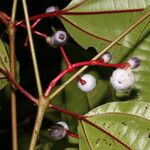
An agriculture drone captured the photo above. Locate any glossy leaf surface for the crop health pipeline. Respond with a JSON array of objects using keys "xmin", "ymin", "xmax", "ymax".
[
  {"xmin": 78, "ymin": 101, "xmax": 150, "ymax": 150},
  {"xmin": 61, "ymin": 0, "xmax": 150, "ymax": 51}
]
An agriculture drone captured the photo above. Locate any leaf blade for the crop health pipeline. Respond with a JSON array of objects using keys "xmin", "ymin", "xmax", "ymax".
[{"xmin": 78, "ymin": 101, "xmax": 150, "ymax": 150}]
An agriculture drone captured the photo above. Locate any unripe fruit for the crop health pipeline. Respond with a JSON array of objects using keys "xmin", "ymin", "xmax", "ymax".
[
  {"xmin": 45, "ymin": 6, "xmax": 59, "ymax": 13},
  {"xmin": 110, "ymin": 69, "xmax": 135, "ymax": 91},
  {"xmin": 128, "ymin": 57, "xmax": 140, "ymax": 69},
  {"xmin": 48, "ymin": 124, "xmax": 66, "ymax": 141},
  {"xmin": 52, "ymin": 31, "xmax": 67, "ymax": 46},
  {"xmin": 46, "ymin": 31, "xmax": 67, "ymax": 47},
  {"xmin": 78, "ymin": 74, "xmax": 96, "ymax": 92},
  {"xmin": 101, "ymin": 52, "xmax": 112, "ymax": 63}
]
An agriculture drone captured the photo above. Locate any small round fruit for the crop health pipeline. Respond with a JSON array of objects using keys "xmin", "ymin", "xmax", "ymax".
[
  {"xmin": 48, "ymin": 124, "xmax": 66, "ymax": 141},
  {"xmin": 101, "ymin": 52, "xmax": 112, "ymax": 63},
  {"xmin": 52, "ymin": 30, "xmax": 67, "ymax": 47},
  {"xmin": 110, "ymin": 69, "xmax": 135, "ymax": 91},
  {"xmin": 45, "ymin": 6, "xmax": 59, "ymax": 13},
  {"xmin": 128, "ymin": 57, "xmax": 140, "ymax": 69},
  {"xmin": 78, "ymin": 74, "xmax": 96, "ymax": 92}
]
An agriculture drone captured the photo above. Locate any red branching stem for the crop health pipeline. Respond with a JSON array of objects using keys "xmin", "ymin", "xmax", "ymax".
[
  {"xmin": 24, "ymin": 30, "xmax": 48, "ymax": 46},
  {"xmin": 17, "ymin": 19, "xmax": 48, "ymax": 46},
  {"xmin": 44, "ymin": 60, "xmax": 126, "ymax": 97},
  {"xmin": 25, "ymin": 29, "xmax": 48, "ymax": 46},
  {"xmin": 16, "ymin": 10, "xmax": 64, "ymax": 25},
  {"xmin": 33, "ymin": 30, "xmax": 48, "ymax": 39},
  {"xmin": 60, "ymin": 46, "xmax": 86, "ymax": 85},
  {"xmin": 49, "ymin": 103, "xmax": 132, "ymax": 150},
  {"xmin": 15, "ymin": 0, "xmax": 86, "ymax": 24},
  {"xmin": 66, "ymin": 130, "xmax": 79, "ymax": 139},
  {"xmin": 49, "ymin": 103, "xmax": 84, "ymax": 119},
  {"xmin": 60, "ymin": 46, "xmax": 71, "ymax": 67},
  {"xmin": 0, "ymin": 67, "xmax": 38, "ymax": 104},
  {"xmin": 14, "ymin": 0, "xmax": 143, "ymax": 26},
  {"xmin": 0, "ymin": 12, "xmax": 10, "ymax": 25},
  {"xmin": 31, "ymin": 19, "xmax": 42, "ymax": 28},
  {"xmin": 72, "ymin": 60, "xmax": 126, "ymax": 68}
]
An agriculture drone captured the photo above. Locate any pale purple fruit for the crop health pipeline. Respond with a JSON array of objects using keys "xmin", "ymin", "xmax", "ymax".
[
  {"xmin": 45, "ymin": 6, "xmax": 59, "ymax": 13},
  {"xmin": 128, "ymin": 57, "xmax": 140, "ymax": 69},
  {"xmin": 48, "ymin": 124, "xmax": 66, "ymax": 141},
  {"xmin": 101, "ymin": 52, "xmax": 112, "ymax": 63}
]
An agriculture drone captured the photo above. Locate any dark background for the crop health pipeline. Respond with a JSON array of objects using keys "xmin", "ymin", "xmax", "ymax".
[{"xmin": 0, "ymin": 0, "xmax": 71, "ymax": 149}]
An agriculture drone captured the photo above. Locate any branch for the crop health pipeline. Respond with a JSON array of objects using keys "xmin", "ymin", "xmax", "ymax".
[
  {"xmin": 22, "ymin": 0, "xmax": 43, "ymax": 97},
  {"xmin": 9, "ymin": 0, "xmax": 18, "ymax": 149}
]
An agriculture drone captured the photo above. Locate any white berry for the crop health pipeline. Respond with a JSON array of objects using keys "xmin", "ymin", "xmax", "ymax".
[
  {"xmin": 52, "ymin": 31, "xmax": 67, "ymax": 47},
  {"xmin": 56, "ymin": 121, "xmax": 69, "ymax": 130},
  {"xmin": 110, "ymin": 69, "xmax": 135, "ymax": 91},
  {"xmin": 45, "ymin": 6, "xmax": 59, "ymax": 13},
  {"xmin": 128, "ymin": 57, "xmax": 140, "ymax": 69},
  {"xmin": 101, "ymin": 52, "xmax": 112, "ymax": 63},
  {"xmin": 78, "ymin": 74, "xmax": 96, "ymax": 92}
]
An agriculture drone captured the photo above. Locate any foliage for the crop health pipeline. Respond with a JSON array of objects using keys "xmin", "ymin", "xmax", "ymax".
[{"xmin": 0, "ymin": 0, "xmax": 150, "ymax": 150}]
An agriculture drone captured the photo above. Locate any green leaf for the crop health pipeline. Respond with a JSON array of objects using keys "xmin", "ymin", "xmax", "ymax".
[
  {"xmin": 130, "ymin": 34, "xmax": 150, "ymax": 102},
  {"xmin": 78, "ymin": 101, "xmax": 150, "ymax": 150},
  {"xmin": 0, "ymin": 39, "xmax": 19, "ymax": 110},
  {"xmin": 61, "ymin": 0, "xmax": 150, "ymax": 51},
  {"xmin": 0, "ymin": 39, "xmax": 10, "ymax": 90}
]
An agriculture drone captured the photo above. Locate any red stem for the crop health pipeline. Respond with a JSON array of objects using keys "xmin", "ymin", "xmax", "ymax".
[
  {"xmin": 15, "ymin": 7, "xmax": 143, "ymax": 24},
  {"xmin": 31, "ymin": 19, "xmax": 42, "ymax": 28},
  {"xmin": 17, "ymin": 19, "xmax": 48, "ymax": 46},
  {"xmin": 60, "ymin": 46, "xmax": 86, "ymax": 85},
  {"xmin": 16, "ymin": 10, "xmax": 64, "ymax": 25},
  {"xmin": 24, "ymin": 30, "xmax": 48, "ymax": 46},
  {"xmin": 44, "ymin": 60, "xmax": 127, "ymax": 97},
  {"xmin": 60, "ymin": 46, "xmax": 72, "ymax": 67},
  {"xmin": 66, "ymin": 130, "xmax": 79, "ymax": 139},
  {"xmin": 33, "ymin": 30, "xmax": 48, "ymax": 39},
  {"xmin": 15, "ymin": 0, "xmax": 86, "ymax": 24},
  {"xmin": 0, "ymin": 67, "xmax": 38, "ymax": 104}
]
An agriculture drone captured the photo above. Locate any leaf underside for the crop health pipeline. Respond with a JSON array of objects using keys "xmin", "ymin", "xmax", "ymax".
[
  {"xmin": 78, "ymin": 101, "xmax": 150, "ymax": 150},
  {"xmin": 0, "ymin": 39, "xmax": 10, "ymax": 90}
]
